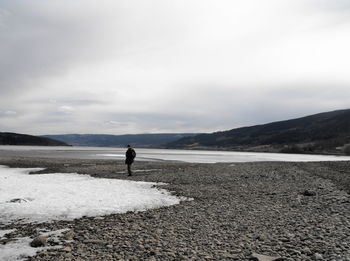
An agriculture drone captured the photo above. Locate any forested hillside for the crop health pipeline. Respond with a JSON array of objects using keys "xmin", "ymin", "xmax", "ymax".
[{"xmin": 168, "ymin": 109, "xmax": 350, "ymax": 155}]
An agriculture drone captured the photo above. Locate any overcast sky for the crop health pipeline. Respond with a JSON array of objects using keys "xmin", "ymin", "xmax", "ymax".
[{"xmin": 1, "ymin": 0, "xmax": 349, "ymax": 135}]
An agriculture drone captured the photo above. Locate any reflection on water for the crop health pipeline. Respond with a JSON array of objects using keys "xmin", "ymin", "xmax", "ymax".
[{"xmin": 0, "ymin": 145, "xmax": 349, "ymax": 163}]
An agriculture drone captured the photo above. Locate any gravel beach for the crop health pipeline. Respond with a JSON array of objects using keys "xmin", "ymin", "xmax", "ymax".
[{"xmin": 1, "ymin": 157, "xmax": 350, "ymax": 261}]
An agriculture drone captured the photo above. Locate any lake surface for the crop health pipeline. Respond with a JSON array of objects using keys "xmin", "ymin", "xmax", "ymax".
[{"xmin": 0, "ymin": 145, "xmax": 349, "ymax": 163}]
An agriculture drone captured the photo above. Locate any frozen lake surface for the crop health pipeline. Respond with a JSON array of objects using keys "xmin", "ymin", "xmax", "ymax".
[{"xmin": 0, "ymin": 145, "xmax": 349, "ymax": 163}]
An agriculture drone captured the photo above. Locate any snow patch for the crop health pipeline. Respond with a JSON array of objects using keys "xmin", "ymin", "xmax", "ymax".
[
  {"xmin": 0, "ymin": 228, "xmax": 67, "ymax": 261},
  {"xmin": 0, "ymin": 236, "xmax": 39, "ymax": 261},
  {"xmin": 0, "ymin": 229, "xmax": 16, "ymax": 239},
  {"xmin": 0, "ymin": 165, "xmax": 185, "ymax": 224}
]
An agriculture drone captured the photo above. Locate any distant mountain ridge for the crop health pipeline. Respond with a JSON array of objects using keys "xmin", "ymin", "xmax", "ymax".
[
  {"xmin": 0, "ymin": 132, "xmax": 69, "ymax": 146},
  {"xmin": 42, "ymin": 133, "xmax": 199, "ymax": 147},
  {"xmin": 167, "ymin": 109, "xmax": 350, "ymax": 155}
]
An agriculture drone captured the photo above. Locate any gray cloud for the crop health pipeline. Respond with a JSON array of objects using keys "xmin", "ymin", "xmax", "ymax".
[{"xmin": 0, "ymin": 0, "xmax": 349, "ymax": 135}]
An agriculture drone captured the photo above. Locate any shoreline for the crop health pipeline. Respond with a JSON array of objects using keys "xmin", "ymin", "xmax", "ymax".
[{"xmin": 1, "ymin": 157, "xmax": 350, "ymax": 260}]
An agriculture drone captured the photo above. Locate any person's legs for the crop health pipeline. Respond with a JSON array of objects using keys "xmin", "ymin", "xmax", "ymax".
[{"xmin": 127, "ymin": 164, "xmax": 132, "ymax": 176}]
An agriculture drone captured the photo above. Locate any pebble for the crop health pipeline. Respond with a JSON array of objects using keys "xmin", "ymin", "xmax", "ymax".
[
  {"xmin": 30, "ymin": 236, "xmax": 47, "ymax": 247},
  {"xmin": 314, "ymin": 253, "xmax": 324, "ymax": 260}
]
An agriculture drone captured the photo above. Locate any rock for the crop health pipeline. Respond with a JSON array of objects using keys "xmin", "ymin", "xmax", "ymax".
[
  {"xmin": 222, "ymin": 253, "xmax": 240, "ymax": 259},
  {"xmin": 63, "ymin": 231, "xmax": 75, "ymax": 240},
  {"xmin": 302, "ymin": 247, "xmax": 312, "ymax": 255},
  {"xmin": 63, "ymin": 247, "xmax": 72, "ymax": 252},
  {"xmin": 83, "ymin": 239, "xmax": 105, "ymax": 245},
  {"xmin": 314, "ymin": 253, "xmax": 323, "ymax": 260},
  {"xmin": 302, "ymin": 190, "xmax": 316, "ymax": 196},
  {"xmin": 250, "ymin": 253, "xmax": 285, "ymax": 261},
  {"xmin": 30, "ymin": 236, "xmax": 48, "ymax": 247},
  {"xmin": 8, "ymin": 198, "xmax": 32, "ymax": 203},
  {"xmin": 0, "ymin": 238, "xmax": 13, "ymax": 245}
]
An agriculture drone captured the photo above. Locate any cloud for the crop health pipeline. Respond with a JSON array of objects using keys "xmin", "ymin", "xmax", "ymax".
[
  {"xmin": 4, "ymin": 110, "xmax": 17, "ymax": 116},
  {"xmin": 0, "ymin": 110, "xmax": 17, "ymax": 117},
  {"xmin": 0, "ymin": 0, "xmax": 349, "ymax": 135},
  {"xmin": 58, "ymin": 105, "xmax": 75, "ymax": 114}
]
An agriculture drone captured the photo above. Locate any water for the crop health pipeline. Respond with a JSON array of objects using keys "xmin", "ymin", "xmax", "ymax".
[{"xmin": 0, "ymin": 145, "xmax": 349, "ymax": 163}]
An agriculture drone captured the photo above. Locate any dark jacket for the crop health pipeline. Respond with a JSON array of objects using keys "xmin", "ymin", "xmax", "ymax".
[{"xmin": 125, "ymin": 148, "xmax": 136, "ymax": 164}]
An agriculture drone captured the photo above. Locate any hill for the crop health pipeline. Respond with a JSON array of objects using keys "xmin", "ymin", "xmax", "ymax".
[
  {"xmin": 42, "ymin": 133, "xmax": 198, "ymax": 147},
  {"xmin": 167, "ymin": 109, "xmax": 350, "ymax": 155},
  {"xmin": 0, "ymin": 132, "xmax": 69, "ymax": 146}
]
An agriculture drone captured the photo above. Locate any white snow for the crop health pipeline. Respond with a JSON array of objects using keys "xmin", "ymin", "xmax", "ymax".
[
  {"xmin": 0, "ymin": 229, "xmax": 67, "ymax": 261},
  {"xmin": 0, "ymin": 229, "xmax": 16, "ymax": 239},
  {"xmin": 0, "ymin": 165, "xmax": 184, "ymax": 224},
  {"xmin": 0, "ymin": 236, "xmax": 40, "ymax": 261}
]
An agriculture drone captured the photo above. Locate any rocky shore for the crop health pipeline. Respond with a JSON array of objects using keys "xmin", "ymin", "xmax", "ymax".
[{"xmin": 1, "ymin": 157, "xmax": 350, "ymax": 261}]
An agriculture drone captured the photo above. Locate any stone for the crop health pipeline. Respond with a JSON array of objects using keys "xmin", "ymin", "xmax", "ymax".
[
  {"xmin": 8, "ymin": 198, "xmax": 32, "ymax": 203},
  {"xmin": 83, "ymin": 239, "xmax": 105, "ymax": 244},
  {"xmin": 63, "ymin": 231, "xmax": 75, "ymax": 240},
  {"xmin": 222, "ymin": 253, "xmax": 240, "ymax": 259},
  {"xmin": 314, "ymin": 253, "xmax": 323, "ymax": 260},
  {"xmin": 302, "ymin": 190, "xmax": 316, "ymax": 196},
  {"xmin": 30, "ymin": 236, "xmax": 48, "ymax": 247},
  {"xmin": 302, "ymin": 247, "xmax": 312, "ymax": 255},
  {"xmin": 250, "ymin": 253, "xmax": 285, "ymax": 261}
]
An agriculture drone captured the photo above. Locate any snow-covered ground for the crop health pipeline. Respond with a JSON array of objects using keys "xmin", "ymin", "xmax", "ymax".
[
  {"xmin": 0, "ymin": 165, "xmax": 185, "ymax": 225},
  {"xmin": 0, "ymin": 229, "xmax": 15, "ymax": 239},
  {"xmin": 0, "ymin": 235, "xmax": 42, "ymax": 261},
  {"xmin": 0, "ymin": 228, "xmax": 68, "ymax": 261}
]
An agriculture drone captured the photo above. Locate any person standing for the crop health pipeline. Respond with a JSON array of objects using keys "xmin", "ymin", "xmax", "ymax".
[{"xmin": 125, "ymin": 145, "xmax": 136, "ymax": 176}]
